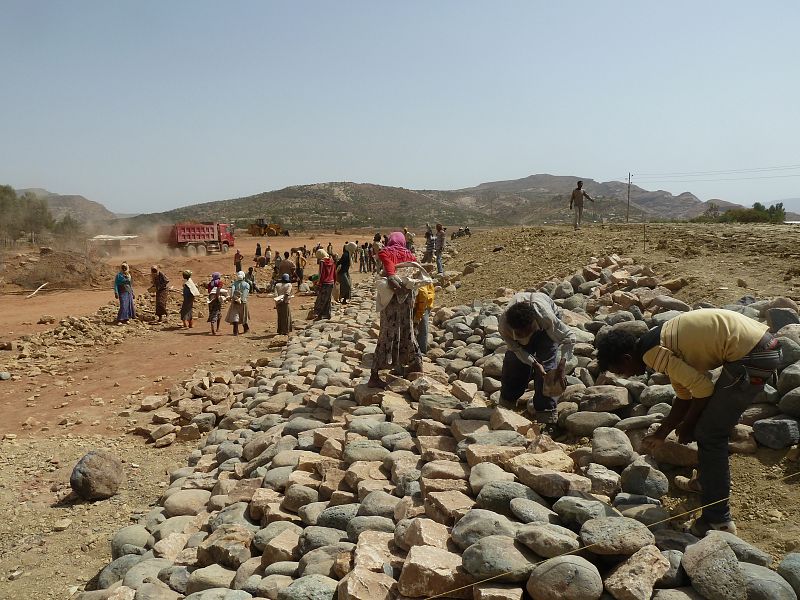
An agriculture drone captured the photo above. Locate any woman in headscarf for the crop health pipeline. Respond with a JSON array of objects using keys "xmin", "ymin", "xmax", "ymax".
[
  {"xmin": 114, "ymin": 263, "xmax": 136, "ymax": 325},
  {"xmin": 368, "ymin": 232, "xmax": 423, "ymax": 388},
  {"xmin": 151, "ymin": 265, "xmax": 170, "ymax": 321},
  {"xmin": 180, "ymin": 270, "xmax": 200, "ymax": 328},
  {"xmin": 313, "ymin": 249, "xmax": 336, "ymax": 320},
  {"xmin": 274, "ymin": 273, "xmax": 293, "ymax": 335},
  {"xmin": 337, "ymin": 242, "xmax": 356, "ymax": 305},
  {"xmin": 207, "ymin": 272, "xmax": 224, "ymax": 335},
  {"xmin": 225, "ymin": 271, "xmax": 251, "ymax": 335},
  {"xmin": 255, "ymin": 242, "xmax": 262, "ymax": 258}
]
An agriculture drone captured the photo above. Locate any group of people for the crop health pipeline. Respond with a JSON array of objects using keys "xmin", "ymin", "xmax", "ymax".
[{"xmin": 113, "ymin": 264, "xmax": 262, "ymax": 336}]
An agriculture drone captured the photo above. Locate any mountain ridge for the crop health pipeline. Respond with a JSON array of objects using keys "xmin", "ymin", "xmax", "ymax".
[
  {"xmin": 122, "ymin": 174, "xmax": 745, "ymax": 230},
  {"xmin": 18, "ymin": 174, "xmax": 795, "ymax": 229},
  {"xmin": 16, "ymin": 188, "xmax": 117, "ymax": 223}
]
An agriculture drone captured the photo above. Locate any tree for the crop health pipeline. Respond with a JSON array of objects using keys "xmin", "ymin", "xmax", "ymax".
[
  {"xmin": 703, "ymin": 202, "xmax": 720, "ymax": 220},
  {"xmin": 0, "ymin": 185, "xmax": 55, "ymax": 237},
  {"xmin": 54, "ymin": 214, "xmax": 83, "ymax": 237}
]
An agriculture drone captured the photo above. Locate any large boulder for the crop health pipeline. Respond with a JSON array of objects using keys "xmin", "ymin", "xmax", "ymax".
[
  {"xmin": 682, "ymin": 534, "xmax": 746, "ymax": 600},
  {"xmin": 70, "ymin": 450, "xmax": 124, "ymax": 500}
]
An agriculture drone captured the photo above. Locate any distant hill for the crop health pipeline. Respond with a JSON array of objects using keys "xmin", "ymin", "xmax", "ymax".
[
  {"xmin": 111, "ymin": 173, "xmax": 793, "ymax": 230},
  {"xmin": 432, "ymin": 174, "xmax": 744, "ymax": 222},
  {"xmin": 124, "ymin": 182, "xmax": 505, "ymax": 230},
  {"xmin": 16, "ymin": 188, "xmax": 116, "ymax": 223}
]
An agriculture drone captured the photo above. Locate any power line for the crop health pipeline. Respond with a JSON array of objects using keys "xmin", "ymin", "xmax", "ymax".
[
  {"xmin": 634, "ymin": 162, "xmax": 800, "ymax": 177},
  {"xmin": 632, "ymin": 173, "xmax": 800, "ymax": 184}
]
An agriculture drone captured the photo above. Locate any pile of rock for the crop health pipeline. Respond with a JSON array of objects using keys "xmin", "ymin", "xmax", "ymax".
[
  {"xmin": 82, "ymin": 257, "xmax": 800, "ymax": 600},
  {"xmin": 3, "ymin": 293, "xmax": 171, "ymax": 379}
]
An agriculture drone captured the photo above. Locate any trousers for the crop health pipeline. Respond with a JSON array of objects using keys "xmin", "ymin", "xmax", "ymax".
[
  {"xmin": 500, "ymin": 330, "xmax": 558, "ymax": 411},
  {"xmin": 695, "ymin": 335, "xmax": 781, "ymax": 523},
  {"xmin": 573, "ymin": 202, "xmax": 584, "ymax": 229}
]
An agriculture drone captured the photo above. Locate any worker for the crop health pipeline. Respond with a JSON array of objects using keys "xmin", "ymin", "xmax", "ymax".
[
  {"xmin": 414, "ymin": 281, "xmax": 435, "ymax": 353},
  {"xmin": 596, "ymin": 309, "xmax": 782, "ymax": 535},
  {"xmin": 569, "ymin": 180, "xmax": 594, "ymax": 231},
  {"xmin": 497, "ymin": 292, "xmax": 575, "ymax": 425}
]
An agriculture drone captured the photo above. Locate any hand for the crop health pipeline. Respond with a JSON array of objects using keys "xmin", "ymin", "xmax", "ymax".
[
  {"xmin": 676, "ymin": 421, "xmax": 696, "ymax": 445},
  {"xmin": 532, "ymin": 360, "xmax": 546, "ymax": 378}
]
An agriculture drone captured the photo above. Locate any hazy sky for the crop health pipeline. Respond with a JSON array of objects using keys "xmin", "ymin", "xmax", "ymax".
[{"xmin": 2, "ymin": 1, "xmax": 799, "ymax": 213}]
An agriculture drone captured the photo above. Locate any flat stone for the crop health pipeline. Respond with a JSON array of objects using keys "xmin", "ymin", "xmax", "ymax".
[
  {"xmin": 185, "ymin": 564, "xmax": 237, "ymax": 594},
  {"xmin": 424, "ymin": 490, "xmax": 475, "ymax": 525},
  {"xmin": 651, "ymin": 591, "xmax": 705, "ymax": 600},
  {"xmin": 469, "ymin": 463, "xmax": 514, "ymax": 495},
  {"xmin": 196, "ymin": 524, "xmax": 254, "ymax": 569},
  {"xmin": 397, "ymin": 545, "xmax": 474, "ymax": 599},
  {"xmin": 579, "ymin": 517, "xmax": 655, "ymax": 555},
  {"xmin": 277, "ymin": 574, "xmax": 338, "ymax": 600},
  {"xmin": 473, "ymin": 584, "xmax": 524, "ymax": 600},
  {"xmin": 515, "ymin": 466, "xmax": 591, "ymax": 498},
  {"xmin": 565, "ymin": 411, "xmax": 621, "ymax": 436},
  {"xmin": 397, "ymin": 517, "xmax": 450, "ymax": 550},
  {"xmin": 578, "ymin": 385, "xmax": 630, "ymax": 412},
  {"xmin": 516, "ymin": 523, "xmax": 580, "ymax": 558},
  {"xmin": 509, "ymin": 498, "xmax": 560, "ymax": 525},
  {"xmin": 604, "ymin": 544, "xmax": 670, "ymax": 600},
  {"xmin": 583, "ymin": 463, "xmax": 621, "ymax": 496},
  {"xmin": 336, "ymin": 567, "xmax": 396, "ymax": 600},
  {"xmin": 164, "ymin": 489, "xmax": 212, "ymax": 517}
]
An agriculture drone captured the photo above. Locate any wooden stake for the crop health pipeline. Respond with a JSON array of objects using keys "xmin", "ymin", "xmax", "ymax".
[{"xmin": 25, "ymin": 282, "xmax": 49, "ymax": 298}]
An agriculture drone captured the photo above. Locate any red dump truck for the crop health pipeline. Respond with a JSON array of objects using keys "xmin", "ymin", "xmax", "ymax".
[{"xmin": 159, "ymin": 222, "xmax": 235, "ymax": 255}]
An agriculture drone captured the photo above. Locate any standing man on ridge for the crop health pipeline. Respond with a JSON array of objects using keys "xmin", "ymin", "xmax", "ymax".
[{"xmin": 569, "ymin": 180, "xmax": 594, "ymax": 230}]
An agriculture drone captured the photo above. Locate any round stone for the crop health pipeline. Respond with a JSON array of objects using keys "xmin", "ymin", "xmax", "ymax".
[
  {"xmin": 526, "ymin": 555, "xmax": 603, "ymax": 600},
  {"xmin": 462, "ymin": 535, "xmax": 538, "ymax": 583}
]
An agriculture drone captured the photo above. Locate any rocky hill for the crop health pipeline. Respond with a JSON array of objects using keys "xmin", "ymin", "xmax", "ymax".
[
  {"xmin": 17, "ymin": 188, "xmax": 116, "ymax": 223},
  {"xmin": 125, "ymin": 182, "xmax": 505, "ymax": 230},
  {"xmin": 430, "ymin": 174, "xmax": 744, "ymax": 223},
  {"xmin": 125, "ymin": 174, "xmax": 755, "ymax": 230}
]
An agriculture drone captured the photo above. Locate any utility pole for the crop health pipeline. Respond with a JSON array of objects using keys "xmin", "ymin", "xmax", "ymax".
[{"xmin": 626, "ymin": 172, "xmax": 631, "ymax": 223}]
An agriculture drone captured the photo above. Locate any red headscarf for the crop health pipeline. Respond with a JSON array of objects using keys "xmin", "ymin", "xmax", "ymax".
[{"xmin": 378, "ymin": 231, "xmax": 415, "ymax": 276}]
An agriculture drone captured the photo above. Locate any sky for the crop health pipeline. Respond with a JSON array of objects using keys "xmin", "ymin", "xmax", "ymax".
[{"xmin": 2, "ymin": 1, "xmax": 800, "ymax": 214}]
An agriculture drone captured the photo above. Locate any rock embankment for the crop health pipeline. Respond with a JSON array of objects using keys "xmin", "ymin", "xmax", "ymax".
[{"xmin": 81, "ymin": 254, "xmax": 800, "ymax": 600}]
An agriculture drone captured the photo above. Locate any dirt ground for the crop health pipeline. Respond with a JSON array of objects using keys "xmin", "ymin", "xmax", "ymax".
[
  {"xmin": 441, "ymin": 222, "xmax": 800, "ymax": 307},
  {"xmin": 0, "ymin": 225, "xmax": 799, "ymax": 598}
]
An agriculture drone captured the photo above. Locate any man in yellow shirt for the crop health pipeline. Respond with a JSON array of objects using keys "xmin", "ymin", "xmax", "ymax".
[{"xmin": 597, "ymin": 309, "xmax": 781, "ymax": 535}]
